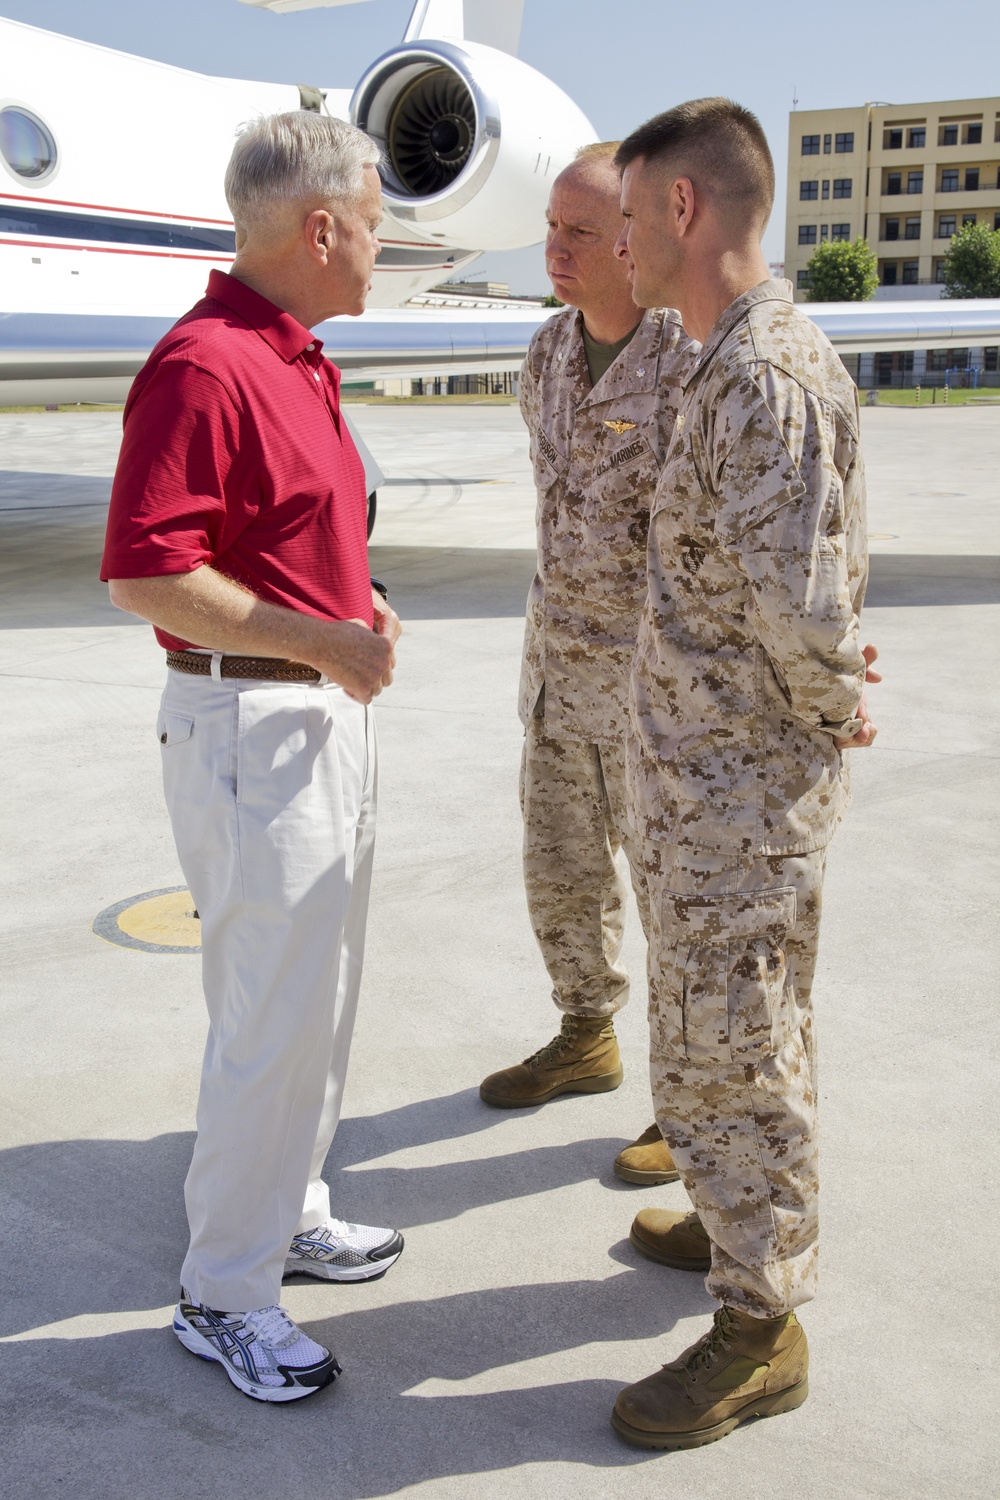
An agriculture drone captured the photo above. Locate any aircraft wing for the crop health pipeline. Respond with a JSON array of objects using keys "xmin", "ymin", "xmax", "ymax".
[
  {"xmin": 805, "ymin": 299, "xmax": 1000, "ymax": 356},
  {"xmin": 0, "ymin": 305, "xmax": 554, "ymax": 405},
  {"xmin": 3, "ymin": 299, "xmax": 1000, "ymax": 407}
]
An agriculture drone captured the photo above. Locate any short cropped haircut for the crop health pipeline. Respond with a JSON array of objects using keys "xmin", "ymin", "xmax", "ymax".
[
  {"xmin": 225, "ymin": 112, "xmax": 381, "ymax": 233},
  {"xmin": 615, "ymin": 99, "xmax": 774, "ymax": 232},
  {"xmin": 574, "ymin": 140, "xmax": 623, "ymax": 165}
]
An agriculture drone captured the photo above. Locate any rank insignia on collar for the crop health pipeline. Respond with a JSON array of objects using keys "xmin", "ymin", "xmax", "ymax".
[{"xmin": 604, "ymin": 419, "xmax": 637, "ymax": 434}]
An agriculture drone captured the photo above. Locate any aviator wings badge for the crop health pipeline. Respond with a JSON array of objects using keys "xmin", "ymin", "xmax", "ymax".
[{"xmin": 604, "ymin": 419, "xmax": 637, "ymax": 434}]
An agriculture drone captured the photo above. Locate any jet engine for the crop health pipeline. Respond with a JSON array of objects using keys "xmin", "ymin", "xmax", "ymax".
[{"xmin": 351, "ymin": 39, "xmax": 595, "ymax": 250}]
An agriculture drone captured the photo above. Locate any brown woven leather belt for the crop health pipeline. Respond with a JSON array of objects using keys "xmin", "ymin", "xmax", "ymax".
[{"xmin": 166, "ymin": 650, "xmax": 321, "ymax": 683}]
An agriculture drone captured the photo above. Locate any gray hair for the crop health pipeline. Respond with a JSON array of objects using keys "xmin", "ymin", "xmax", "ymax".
[{"xmin": 225, "ymin": 112, "xmax": 381, "ymax": 233}]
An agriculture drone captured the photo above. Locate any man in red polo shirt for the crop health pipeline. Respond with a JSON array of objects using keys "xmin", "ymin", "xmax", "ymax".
[{"xmin": 102, "ymin": 113, "xmax": 403, "ymax": 1403}]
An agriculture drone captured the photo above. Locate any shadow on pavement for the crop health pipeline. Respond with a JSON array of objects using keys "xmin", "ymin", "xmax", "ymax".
[
  {"xmin": 332, "ymin": 1086, "xmax": 637, "ymax": 1166},
  {"xmin": 0, "ymin": 504, "xmax": 536, "ymax": 628},
  {"xmin": 369, "ymin": 544, "xmax": 536, "ymax": 620},
  {"xmin": 1, "ymin": 1118, "xmax": 712, "ymax": 1495},
  {"xmin": 866, "ymin": 553, "xmax": 1000, "ymax": 607},
  {"xmin": 0, "ymin": 1119, "xmax": 664, "ymax": 1339},
  {"xmin": 2, "ymin": 1332, "xmax": 683, "ymax": 1496}
]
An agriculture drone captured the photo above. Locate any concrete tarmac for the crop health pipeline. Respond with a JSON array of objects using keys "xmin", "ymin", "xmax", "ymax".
[{"xmin": 1, "ymin": 402, "xmax": 997, "ymax": 1499}]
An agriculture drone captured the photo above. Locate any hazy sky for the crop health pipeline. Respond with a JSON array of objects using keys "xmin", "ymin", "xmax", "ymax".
[{"xmin": 5, "ymin": 0, "xmax": 1000, "ymax": 293}]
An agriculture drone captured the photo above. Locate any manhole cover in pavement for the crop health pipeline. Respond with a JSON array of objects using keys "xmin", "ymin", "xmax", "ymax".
[{"xmin": 93, "ymin": 887, "xmax": 201, "ymax": 954}]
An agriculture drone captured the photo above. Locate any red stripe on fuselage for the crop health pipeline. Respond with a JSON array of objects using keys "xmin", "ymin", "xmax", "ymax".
[
  {"xmin": 0, "ymin": 237, "xmax": 453, "ymax": 270},
  {"xmin": 0, "ymin": 191, "xmax": 448, "ymax": 249}
]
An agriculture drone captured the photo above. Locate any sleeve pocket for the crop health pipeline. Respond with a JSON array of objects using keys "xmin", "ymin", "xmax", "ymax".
[
  {"xmin": 156, "ymin": 713, "xmax": 194, "ymax": 748},
  {"xmin": 662, "ymin": 888, "xmax": 799, "ymax": 1064}
]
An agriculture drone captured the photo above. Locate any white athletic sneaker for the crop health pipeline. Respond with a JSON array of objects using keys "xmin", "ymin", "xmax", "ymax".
[
  {"xmin": 173, "ymin": 1297, "xmax": 340, "ymax": 1402},
  {"xmin": 284, "ymin": 1217, "xmax": 404, "ymax": 1283}
]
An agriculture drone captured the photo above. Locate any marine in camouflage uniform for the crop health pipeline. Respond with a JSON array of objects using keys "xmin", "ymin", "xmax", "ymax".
[
  {"xmin": 628, "ymin": 278, "xmax": 869, "ymax": 1319},
  {"xmin": 481, "ymin": 303, "xmax": 694, "ymax": 1112},
  {"xmin": 479, "ymin": 147, "xmax": 696, "ymax": 1151},
  {"xmin": 517, "ymin": 303, "xmax": 692, "ymax": 1016}
]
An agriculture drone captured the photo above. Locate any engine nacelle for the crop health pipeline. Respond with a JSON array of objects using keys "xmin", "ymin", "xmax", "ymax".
[{"xmin": 350, "ymin": 38, "xmax": 596, "ymax": 250}]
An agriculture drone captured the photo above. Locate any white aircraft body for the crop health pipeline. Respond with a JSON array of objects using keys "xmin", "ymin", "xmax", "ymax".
[
  {"xmin": 0, "ymin": 0, "xmax": 594, "ymax": 403},
  {"xmin": 1, "ymin": 0, "xmax": 999, "ymax": 408}
]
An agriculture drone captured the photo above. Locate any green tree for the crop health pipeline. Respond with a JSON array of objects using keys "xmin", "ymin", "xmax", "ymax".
[
  {"xmin": 941, "ymin": 222, "xmax": 1000, "ymax": 297},
  {"xmin": 804, "ymin": 238, "xmax": 878, "ymax": 302},
  {"xmin": 542, "ymin": 293, "xmax": 564, "ymax": 307}
]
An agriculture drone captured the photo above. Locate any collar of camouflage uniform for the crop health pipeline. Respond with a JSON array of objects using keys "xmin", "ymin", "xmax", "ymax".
[{"xmin": 684, "ymin": 278, "xmax": 794, "ymax": 386}]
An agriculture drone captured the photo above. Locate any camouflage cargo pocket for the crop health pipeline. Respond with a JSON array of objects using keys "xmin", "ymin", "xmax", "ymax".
[{"xmin": 660, "ymin": 888, "xmax": 799, "ymax": 1064}]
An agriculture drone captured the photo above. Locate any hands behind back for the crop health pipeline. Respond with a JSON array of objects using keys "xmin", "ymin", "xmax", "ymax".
[{"xmin": 834, "ymin": 643, "xmax": 881, "ymax": 750}]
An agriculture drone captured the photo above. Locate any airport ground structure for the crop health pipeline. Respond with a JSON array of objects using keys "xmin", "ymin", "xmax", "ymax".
[{"xmin": 785, "ymin": 96, "xmax": 1000, "ymax": 390}]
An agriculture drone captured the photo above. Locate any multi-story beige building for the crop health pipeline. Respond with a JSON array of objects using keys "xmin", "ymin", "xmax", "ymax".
[{"xmin": 785, "ymin": 97, "xmax": 1000, "ymax": 299}]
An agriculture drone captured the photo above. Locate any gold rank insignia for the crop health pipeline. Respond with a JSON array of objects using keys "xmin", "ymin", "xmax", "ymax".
[{"xmin": 604, "ymin": 419, "xmax": 637, "ymax": 434}]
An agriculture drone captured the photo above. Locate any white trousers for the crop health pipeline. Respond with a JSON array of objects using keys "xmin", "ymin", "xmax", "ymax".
[{"xmin": 157, "ymin": 669, "xmax": 377, "ymax": 1312}]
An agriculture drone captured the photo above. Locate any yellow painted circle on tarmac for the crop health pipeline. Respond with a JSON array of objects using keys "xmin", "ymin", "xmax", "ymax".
[
  {"xmin": 92, "ymin": 886, "xmax": 201, "ymax": 954},
  {"xmin": 116, "ymin": 890, "xmax": 201, "ymax": 948}
]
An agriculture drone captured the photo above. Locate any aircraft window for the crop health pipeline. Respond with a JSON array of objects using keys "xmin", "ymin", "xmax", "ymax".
[
  {"xmin": 0, "ymin": 107, "xmax": 57, "ymax": 181},
  {"xmin": 0, "ymin": 202, "xmax": 236, "ymax": 253}
]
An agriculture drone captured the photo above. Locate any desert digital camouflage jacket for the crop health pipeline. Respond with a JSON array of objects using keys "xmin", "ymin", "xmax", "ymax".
[
  {"xmin": 518, "ymin": 305, "xmax": 694, "ymax": 744},
  {"xmin": 628, "ymin": 280, "xmax": 869, "ymax": 856}
]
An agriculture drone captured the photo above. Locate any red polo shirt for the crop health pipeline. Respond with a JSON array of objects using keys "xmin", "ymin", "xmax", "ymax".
[{"xmin": 101, "ymin": 269, "xmax": 373, "ymax": 650}]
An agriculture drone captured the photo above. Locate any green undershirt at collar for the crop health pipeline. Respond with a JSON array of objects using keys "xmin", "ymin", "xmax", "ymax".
[{"xmin": 581, "ymin": 319, "xmax": 641, "ymax": 387}]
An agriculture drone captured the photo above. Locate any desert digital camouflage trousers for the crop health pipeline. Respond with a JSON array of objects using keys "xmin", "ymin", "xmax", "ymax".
[
  {"xmin": 520, "ymin": 712, "xmax": 650, "ymax": 1018},
  {"xmin": 644, "ymin": 841, "xmax": 826, "ymax": 1318}
]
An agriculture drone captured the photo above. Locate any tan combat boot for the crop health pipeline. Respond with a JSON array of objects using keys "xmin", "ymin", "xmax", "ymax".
[
  {"xmin": 613, "ymin": 1123, "xmax": 680, "ymax": 1185},
  {"xmin": 630, "ymin": 1208, "xmax": 712, "ymax": 1271},
  {"xmin": 479, "ymin": 1014, "xmax": 623, "ymax": 1107},
  {"xmin": 612, "ymin": 1304, "xmax": 808, "ymax": 1450}
]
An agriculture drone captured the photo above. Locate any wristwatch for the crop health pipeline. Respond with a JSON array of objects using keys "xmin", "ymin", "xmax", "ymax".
[{"xmin": 370, "ymin": 578, "xmax": 388, "ymax": 602}]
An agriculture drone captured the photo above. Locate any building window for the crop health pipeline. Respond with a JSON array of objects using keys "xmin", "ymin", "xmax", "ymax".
[
  {"xmin": 823, "ymin": 133, "xmax": 831, "ymax": 153},
  {"xmin": 831, "ymin": 223, "xmax": 851, "ymax": 241},
  {"xmin": 799, "ymin": 224, "xmax": 818, "ymax": 245},
  {"xmin": 940, "ymin": 169, "xmax": 959, "ymax": 191},
  {"xmin": 833, "ymin": 178, "xmax": 852, "ymax": 198},
  {"xmin": 938, "ymin": 215, "xmax": 956, "ymax": 238},
  {"xmin": 965, "ymin": 122, "xmax": 982, "ymax": 145},
  {"xmin": 820, "ymin": 224, "xmax": 829, "ymax": 240},
  {"xmin": 882, "ymin": 262, "xmax": 898, "ymax": 286},
  {"xmin": 905, "ymin": 217, "xmax": 921, "ymax": 240},
  {"xmin": 886, "ymin": 173, "xmax": 901, "ymax": 195},
  {"xmin": 802, "ymin": 134, "xmax": 820, "ymax": 155},
  {"xmin": 965, "ymin": 168, "xmax": 979, "ymax": 191},
  {"xmin": 907, "ymin": 171, "xmax": 924, "ymax": 193},
  {"xmin": 884, "ymin": 218, "xmax": 900, "ymax": 240},
  {"xmin": 800, "ymin": 180, "xmax": 819, "ymax": 200},
  {"xmin": 885, "ymin": 128, "xmax": 903, "ymax": 150},
  {"xmin": 902, "ymin": 261, "xmax": 919, "ymax": 285},
  {"xmin": 908, "ymin": 127, "xmax": 926, "ymax": 149},
  {"xmin": 962, "ymin": 214, "xmax": 976, "ymax": 227},
  {"xmin": 995, "ymin": 211, "xmax": 1000, "ymax": 231},
  {"xmin": 797, "ymin": 269, "xmax": 811, "ymax": 289},
  {"xmin": 985, "ymin": 347, "xmax": 999, "ymax": 372},
  {"xmin": 934, "ymin": 260, "xmax": 947, "ymax": 283},
  {"xmin": 835, "ymin": 132, "xmax": 855, "ymax": 153},
  {"xmin": 940, "ymin": 124, "xmax": 959, "ymax": 146}
]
